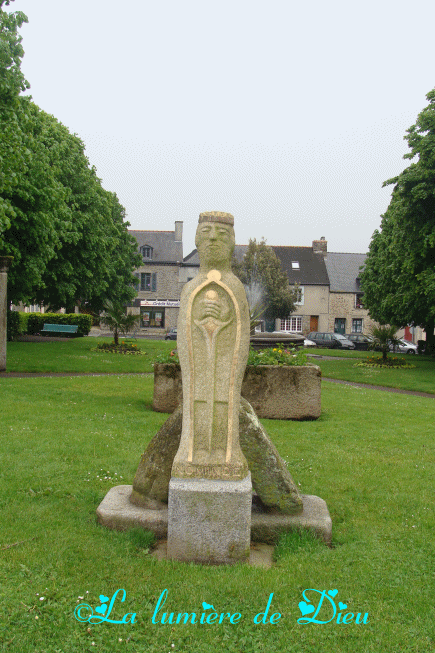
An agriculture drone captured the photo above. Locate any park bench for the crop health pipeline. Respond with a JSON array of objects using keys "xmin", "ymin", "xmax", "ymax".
[{"xmin": 41, "ymin": 323, "xmax": 79, "ymax": 337}]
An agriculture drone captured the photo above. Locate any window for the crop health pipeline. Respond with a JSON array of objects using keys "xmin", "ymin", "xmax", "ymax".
[
  {"xmin": 352, "ymin": 318, "xmax": 363, "ymax": 333},
  {"xmin": 140, "ymin": 307, "xmax": 164, "ymax": 328},
  {"xmin": 140, "ymin": 245, "xmax": 153, "ymax": 260},
  {"xmin": 140, "ymin": 272, "xmax": 157, "ymax": 291},
  {"xmin": 292, "ymin": 285, "xmax": 304, "ymax": 305},
  {"xmin": 291, "ymin": 261, "xmax": 300, "ymax": 269},
  {"xmin": 355, "ymin": 293, "xmax": 364, "ymax": 309},
  {"xmin": 280, "ymin": 316, "xmax": 302, "ymax": 332}
]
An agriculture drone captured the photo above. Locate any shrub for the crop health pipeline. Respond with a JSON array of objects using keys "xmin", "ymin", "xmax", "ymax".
[
  {"xmin": 6, "ymin": 310, "xmax": 21, "ymax": 341},
  {"xmin": 26, "ymin": 312, "xmax": 93, "ymax": 337}
]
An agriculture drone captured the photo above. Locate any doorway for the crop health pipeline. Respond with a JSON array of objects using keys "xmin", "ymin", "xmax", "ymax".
[{"xmin": 334, "ymin": 318, "xmax": 346, "ymax": 335}]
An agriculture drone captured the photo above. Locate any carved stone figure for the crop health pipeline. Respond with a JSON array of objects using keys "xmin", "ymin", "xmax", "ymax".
[{"xmin": 172, "ymin": 212, "xmax": 251, "ymax": 482}]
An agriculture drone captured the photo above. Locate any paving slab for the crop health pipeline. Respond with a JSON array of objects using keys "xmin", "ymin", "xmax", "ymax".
[{"xmin": 96, "ymin": 485, "xmax": 332, "ymax": 548}]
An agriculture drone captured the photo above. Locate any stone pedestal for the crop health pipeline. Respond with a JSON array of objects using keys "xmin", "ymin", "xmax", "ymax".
[
  {"xmin": 0, "ymin": 257, "xmax": 13, "ymax": 372},
  {"xmin": 167, "ymin": 474, "xmax": 252, "ymax": 565}
]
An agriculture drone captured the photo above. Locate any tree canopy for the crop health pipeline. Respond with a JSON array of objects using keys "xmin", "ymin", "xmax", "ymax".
[
  {"xmin": 232, "ymin": 238, "xmax": 297, "ymax": 326},
  {"xmin": 0, "ymin": 0, "xmax": 30, "ymax": 234},
  {"xmin": 360, "ymin": 88, "xmax": 435, "ymax": 352},
  {"xmin": 0, "ymin": 1, "xmax": 141, "ymax": 311}
]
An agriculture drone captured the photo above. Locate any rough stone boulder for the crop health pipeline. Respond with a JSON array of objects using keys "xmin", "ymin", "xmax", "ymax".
[{"xmin": 130, "ymin": 398, "xmax": 302, "ymax": 515}]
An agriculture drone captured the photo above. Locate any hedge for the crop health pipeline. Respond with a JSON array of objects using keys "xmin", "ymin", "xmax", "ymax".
[
  {"xmin": 7, "ymin": 310, "xmax": 21, "ymax": 341},
  {"xmin": 26, "ymin": 313, "xmax": 93, "ymax": 337}
]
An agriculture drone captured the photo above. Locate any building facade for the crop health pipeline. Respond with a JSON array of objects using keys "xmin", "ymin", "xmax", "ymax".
[
  {"xmin": 128, "ymin": 222, "xmax": 184, "ymax": 332},
  {"xmin": 272, "ymin": 240, "xmax": 330, "ymax": 335}
]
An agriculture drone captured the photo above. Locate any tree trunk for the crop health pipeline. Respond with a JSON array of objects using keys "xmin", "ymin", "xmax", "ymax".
[
  {"xmin": 114, "ymin": 327, "xmax": 119, "ymax": 346},
  {"xmin": 424, "ymin": 318, "xmax": 435, "ymax": 355}
]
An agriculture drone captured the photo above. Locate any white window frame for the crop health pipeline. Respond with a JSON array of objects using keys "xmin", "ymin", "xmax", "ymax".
[
  {"xmin": 291, "ymin": 285, "xmax": 304, "ymax": 305},
  {"xmin": 280, "ymin": 316, "xmax": 302, "ymax": 332}
]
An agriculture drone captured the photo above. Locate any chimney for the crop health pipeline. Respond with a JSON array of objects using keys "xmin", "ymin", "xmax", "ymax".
[
  {"xmin": 312, "ymin": 236, "xmax": 327, "ymax": 255},
  {"xmin": 174, "ymin": 221, "xmax": 183, "ymax": 242}
]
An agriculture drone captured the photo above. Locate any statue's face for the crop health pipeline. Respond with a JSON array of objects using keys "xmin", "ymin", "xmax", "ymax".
[{"xmin": 195, "ymin": 222, "xmax": 235, "ymax": 268}]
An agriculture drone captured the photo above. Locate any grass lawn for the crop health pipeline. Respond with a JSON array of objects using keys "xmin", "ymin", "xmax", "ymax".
[
  {"xmin": 311, "ymin": 351, "xmax": 435, "ymax": 394},
  {"xmin": 5, "ymin": 337, "xmax": 176, "ymax": 374},
  {"xmin": 1, "ymin": 363, "xmax": 435, "ymax": 652}
]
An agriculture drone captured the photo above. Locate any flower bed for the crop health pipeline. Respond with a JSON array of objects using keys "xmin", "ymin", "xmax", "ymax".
[
  {"xmin": 153, "ymin": 346, "xmax": 320, "ymax": 419},
  {"xmin": 354, "ymin": 355, "xmax": 416, "ymax": 369},
  {"xmin": 92, "ymin": 341, "xmax": 144, "ymax": 355}
]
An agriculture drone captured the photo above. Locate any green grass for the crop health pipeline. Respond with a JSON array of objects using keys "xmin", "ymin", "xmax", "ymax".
[
  {"xmin": 5, "ymin": 337, "xmax": 176, "ymax": 374},
  {"xmin": 1, "ymin": 373, "xmax": 435, "ymax": 652},
  {"xmin": 314, "ymin": 353, "xmax": 435, "ymax": 394}
]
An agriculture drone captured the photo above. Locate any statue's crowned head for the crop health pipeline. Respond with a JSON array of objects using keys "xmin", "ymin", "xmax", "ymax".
[{"xmin": 195, "ymin": 212, "xmax": 235, "ymax": 269}]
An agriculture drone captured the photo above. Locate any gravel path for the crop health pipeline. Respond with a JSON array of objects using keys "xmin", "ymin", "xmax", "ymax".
[
  {"xmin": 322, "ymin": 377, "xmax": 434, "ymax": 398},
  {"xmin": 1, "ymin": 369, "xmax": 433, "ymax": 398}
]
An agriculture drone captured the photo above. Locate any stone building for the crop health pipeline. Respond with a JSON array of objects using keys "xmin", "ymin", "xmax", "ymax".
[
  {"xmin": 272, "ymin": 240, "xmax": 330, "ymax": 335},
  {"xmin": 128, "ymin": 221, "xmax": 184, "ymax": 332},
  {"xmin": 128, "ymin": 225, "xmax": 422, "ymax": 342},
  {"xmin": 323, "ymin": 251, "xmax": 375, "ymax": 335}
]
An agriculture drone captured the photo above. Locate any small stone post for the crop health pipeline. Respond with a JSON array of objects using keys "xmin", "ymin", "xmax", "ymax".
[
  {"xmin": 167, "ymin": 212, "xmax": 252, "ymax": 564},
  {"xmin": 0, "ymin": 256, "xmax": 13, "ymax": 372}
]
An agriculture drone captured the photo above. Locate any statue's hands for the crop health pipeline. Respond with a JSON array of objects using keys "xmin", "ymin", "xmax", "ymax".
[{"xmin": 203, "ymin": 299, "xmax": 222, "ymax": 320}]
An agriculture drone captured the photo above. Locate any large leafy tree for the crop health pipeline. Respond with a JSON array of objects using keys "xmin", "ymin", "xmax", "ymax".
[
  {"xmin": 361, "ymin": 88, "xmax": 435, "ymax": 353},
  {"xmin": 0, "ymin": 1, "xmax": 140, "ymax": 310},
  {"xmin": 2, "ymin": 100, "xmax": 141, "ymax": 309},
  {"xmin": 0, "ymin": 0, "xmax": 30, "ymax": 234},
  {"xmin": 233, "ymin": 238, "xmax": 297, "ymax": 326}
]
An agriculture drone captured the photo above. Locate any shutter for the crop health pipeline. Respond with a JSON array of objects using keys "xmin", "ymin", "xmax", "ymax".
[{"xmin": 151, "ymin": 273, "xmax": 157, "ymax": 291}]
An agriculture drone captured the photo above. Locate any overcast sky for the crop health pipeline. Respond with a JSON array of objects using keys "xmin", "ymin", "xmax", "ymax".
[{"xmin": 12, "ymin": 0, "xmax": 435, "ymax": 257}]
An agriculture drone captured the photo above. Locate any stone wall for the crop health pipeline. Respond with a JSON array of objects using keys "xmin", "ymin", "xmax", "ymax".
[{"xmin": 328, "ymin": 292, "xmax": 376, "ymax": 335}]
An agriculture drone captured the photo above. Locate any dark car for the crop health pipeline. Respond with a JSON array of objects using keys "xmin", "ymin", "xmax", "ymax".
[
  {"xmin": 345, "ymin": 334, "xmax": 373, "ymax": 351},
  {"xmin": 307, "ymin": 332, "xmax": 355, "ymax": 350},
  {"xmin": 165, "ymin": 328, "xmax": 177, "ymax": 341}
]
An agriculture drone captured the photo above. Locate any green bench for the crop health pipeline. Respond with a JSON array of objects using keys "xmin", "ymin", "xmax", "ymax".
[{"xmin": 41, "ymin": 323, "xmax": 79, "ymax": 337}]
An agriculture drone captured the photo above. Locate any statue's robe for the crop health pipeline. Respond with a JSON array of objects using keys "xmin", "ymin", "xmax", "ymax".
[{"xmin": 172, "ymin": 268, "xmax": 250, "ymax": 481}]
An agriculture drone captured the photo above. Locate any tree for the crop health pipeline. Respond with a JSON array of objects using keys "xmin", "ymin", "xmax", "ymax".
[
  {"xmin": 232, "ymin": 238, "xmax": 297, "ymax": 329},
  {"xmin": 0, "ymin": 0, "xmax": 30, "ymax": 235},
  {"xmin": 361, "ymin": 88, "xmax": 435, "ymax": 354},
  {"xmin": 100, "ymin": 301, "xmax": 140, "ymax": 346},
  {"xmin": 370, "ymin": 324, "xmax": 399, "ymax": 363},
  {"xmin": 1, "ymin": 2, "xmax": 140, "ymax": 310},
  {"xmin": 1, "ymin": 100, "xmax": 141, "ymax": 309}
]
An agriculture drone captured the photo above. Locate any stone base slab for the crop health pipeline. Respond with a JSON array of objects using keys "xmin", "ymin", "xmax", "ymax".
[
  {"xmin": 96, "ymin": 485, "xmax": 332, "ymax": 547},
  {"xmin": 167, "ymin": 475, "xmax": 252, "ymax": 565}
]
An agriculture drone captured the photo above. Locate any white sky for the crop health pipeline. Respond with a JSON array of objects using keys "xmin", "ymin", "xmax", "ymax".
[{"xmin": 12, "ymin": 0, "xmax": 435, "ymax": 257}]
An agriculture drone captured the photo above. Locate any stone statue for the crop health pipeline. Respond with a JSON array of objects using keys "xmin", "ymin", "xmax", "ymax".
[
  {"xmin": 172, "ymin": 212, "xmax": 250, "ymax": 481},
  {"xmin": 96, "ymin": 213, "xmax": 331, "ymax": 561}
]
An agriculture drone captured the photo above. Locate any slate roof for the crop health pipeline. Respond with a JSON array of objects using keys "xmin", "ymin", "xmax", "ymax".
[
  {"xmin": 182, "ymin": 244, "xmax": 248, "ymax": 266},
  {"xmin": 272, "ymin": 246, "xmax": 329, "ymax": 286},
  {"xmin": 325, "ymin": 252, "xmax": 366, "ymax": 292},
  {"xmin": 129, "ymin": 230, "xmax": 183, "ymax": 264}
]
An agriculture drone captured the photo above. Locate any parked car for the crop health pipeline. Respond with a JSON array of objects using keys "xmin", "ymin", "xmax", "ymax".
[
  {"xmin": 389, "ymin": 339, "xmax": 418, "ymax": 354},
  {"xmin": 165, "ymin": 328, "xmax": 177, "ymax": 341},
  {"xmin": 345, "ymin": 334, "xmax": 373, "ymax": 351},
  {"xmin": 307, "ymin": 332, "xmax": 355, "ymax": 350}
]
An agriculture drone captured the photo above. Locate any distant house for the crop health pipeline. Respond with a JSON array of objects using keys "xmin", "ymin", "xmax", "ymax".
[
  {"xmin": 128, "ymin": 221, "xmax": 183, "ymax": 331},
  {"xmin": 323, "ymin": 251, "xmax": 374, "ymax": 335},
  {"xmin": 272, "ymin": 239, "xmax": 330, "ymax": 334}
]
